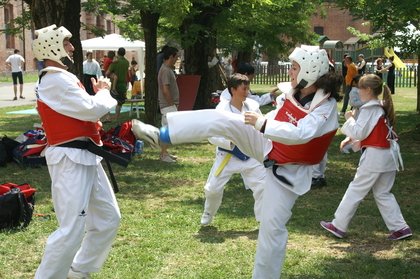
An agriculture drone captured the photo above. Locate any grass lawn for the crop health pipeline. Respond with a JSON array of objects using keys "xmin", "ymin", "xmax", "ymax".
[{"xmin": 0, "ymin": 86, "xmax": 419, "ymax": 278}]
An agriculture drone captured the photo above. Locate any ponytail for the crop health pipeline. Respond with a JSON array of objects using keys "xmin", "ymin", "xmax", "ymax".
[{"xmin": 382, "ymin": 84, "xmax": 396, "ymax": 127}]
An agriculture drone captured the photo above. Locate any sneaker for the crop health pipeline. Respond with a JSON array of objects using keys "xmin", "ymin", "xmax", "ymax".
[
  {"xmin": 131, "ymin": 119, "xmax": 160, "ymax": 149},
  {"xmin": 67, "ymin": 267, "xmax": 91, "ymax": 279},
  {"xmin": 168, "ymin": 153, "xmax": 178, "ymax": 160},
  {"xmin": 388, "ymin": 227, "xmax": 412, "ymax": 240},
  {"xmin": 320, "ymin": 221, "xmax": 346, "ymax": 238},
  {"xmin": 13, "ymin": 96, "xmax": 17, "ymax": 101},
  {"xmin": 19, "ymin": 96, "xmax": 25, "ymax": 99},
  {"xmin": 311, "ymin": 177, "xmax": 327, "ymax": 189},
  {"xmin": 200, "ymin": 212, "xmax": 213, "ymax": 226},
  {"xmin": 160, "ymin": 153, "xmax": 176, "ymax": 163}
]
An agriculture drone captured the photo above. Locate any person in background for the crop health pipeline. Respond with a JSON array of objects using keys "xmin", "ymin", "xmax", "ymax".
[
  {"xmin": 5, "ymin": 49, "xmax": 25, "ymax": 100},
  {"xmin": 341, "ymin": 56, "xmax": 358, "ymax": 115},
  {"xmin": 356, "ymin": 54, "xmax": 366, "ymax": 75},
  {"xmin": 220, "ymin": 62, "xmax": 279, "ymax": 106},
  {"xmin": 82, "ymin": 51, "xmax": 103, "ymax": 95},
  {"xmin": 106, "ymin": 47, "xmax": 130, "ymax": 120},
  {"xmin": 158, "ymin": 46, "xmax": 180, "ymax": 163},
  {"xmin": 374, "ymin": 58, "xmax": 384, "ymax": 80},
  {"xmin": 159, "ymin": 46, "xmax": 342, "ymax": 279},
  {"xmin": 200, "ymin": 73, "xmax": 265, "ymax": 226},
  {"xmin": 321, "ymin": 74, "xmax": 411, "ymax": 241},
  {"xmin": 383, "ymin": 56, "xmax": 396, "ymax": 94},
  {"xmin": 102, "ymin": 50, "xmax": 115, "ymax": 76},
  {"xmin": 32, "ymin": 24, "xmax": 120, "ymax": 279},
  {"xmin": 340, "ymin": 74, "xmax": 363, "ymax": 154},
  {"xmin": 129, "ymin": 59, "xmax": 139, "ymax": 87},
  {"xmin": 157, "ymin": 44, "xmax": 169, "ymax": 74}
]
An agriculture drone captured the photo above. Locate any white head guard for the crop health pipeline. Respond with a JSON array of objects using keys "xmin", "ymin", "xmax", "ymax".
[
  {"xmin": 289, "ymin": 45, "xmax": 330, "ymax": 88},
  {"xmin": 32, "ymin": 24, "xmax": 72, "ymax": 66}
]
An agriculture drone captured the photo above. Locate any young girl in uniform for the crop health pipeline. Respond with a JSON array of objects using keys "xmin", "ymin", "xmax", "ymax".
[{"xmin": 321, "ymin": 74, "xmax": 412, "ymax": 241}]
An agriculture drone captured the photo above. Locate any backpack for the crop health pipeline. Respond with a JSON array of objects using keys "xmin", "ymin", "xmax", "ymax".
[
  {"xmin": 0, "ymin": 183, "xmax": 36, "ymax": 230},
  {"xmin": 13, "ymin": 129, "xmax": 47, "ymax": 167},
  {"xmin": 100, "ymin": 121, "xmax": 136, "ymax": 161},
  {"xmin": 0, "ymin": 136, "xmax": 20, "ymax": 167}
]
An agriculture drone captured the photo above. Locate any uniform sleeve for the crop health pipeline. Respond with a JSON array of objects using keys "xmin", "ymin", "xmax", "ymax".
[{"xmin": 40, "ymin": 73, "xmax": 117, "ymax": 121}]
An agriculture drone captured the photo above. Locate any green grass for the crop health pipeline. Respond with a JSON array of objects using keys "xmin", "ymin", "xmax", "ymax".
[
  {"xmin": 0, "ymin": 71, "xmax": 39, "ymax": 83},
  {"xmin": 0, "ymin": 87, "xmax": 419, "ymax": 278}
]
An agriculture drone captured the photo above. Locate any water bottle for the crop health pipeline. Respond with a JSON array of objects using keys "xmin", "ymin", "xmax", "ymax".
[{"xmin": 134, "ymin": 140, "xmax": 144, "ymax": 155}]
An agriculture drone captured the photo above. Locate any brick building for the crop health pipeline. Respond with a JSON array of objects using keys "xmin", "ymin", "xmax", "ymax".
[{"xmin": 0, "ymin": 1, "xmax": 118, "ymax": 73}]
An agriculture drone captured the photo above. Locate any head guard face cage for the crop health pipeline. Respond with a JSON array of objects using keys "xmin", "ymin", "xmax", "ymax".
[
  {"xmin": 32, "ymin": 24, "xmax": 72, "ymax": 66},
  {"xmin": 288, "ymin": 47, "xmax": 330, "ymax": 88}
]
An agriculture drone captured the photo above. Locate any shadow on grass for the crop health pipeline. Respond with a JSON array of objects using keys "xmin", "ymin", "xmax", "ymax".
[{"xmin": 195, "ymin": 225, "xmax": 258, "ymax": 243}]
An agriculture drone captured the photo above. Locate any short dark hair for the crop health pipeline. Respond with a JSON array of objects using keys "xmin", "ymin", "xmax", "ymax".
[
  {"xmin": 163, "ymin": 46, "xmax": 178, "ymax": 60},
  {"xmin": 117, "ymin": 47, "xmax": 126, "ymax": 56},
  {"xmin": 107, "ymin": 50, "xmax": 115, "ymax": 59},
  {"xmin": 227, "ymin": 73, "xmax": 250, "ymax": 95},
  {"xmin": 14, "ymin": 49, "xmax": 20, "ymax": 54},
  {"xmin": 237, "ymin": 63, "xmax": 255, "ymax": 75}
]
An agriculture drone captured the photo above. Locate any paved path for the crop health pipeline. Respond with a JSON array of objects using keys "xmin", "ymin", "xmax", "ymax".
[{"xmin": 0, "ymin": 82, "xmax": 37, "ymax": 108}]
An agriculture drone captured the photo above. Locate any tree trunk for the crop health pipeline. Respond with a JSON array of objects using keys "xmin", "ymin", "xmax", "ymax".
[
  {"xmin": 24, "ymin": 0, "xmax": 82, "ymax": 79},
  {"xmin": 417, "ymin": 55, "xmax": 420, "ymax": 113},
  {"xmin": 140, "ymin": 10, "xmax": 160, "ymax": 125},
  {"xmin": 180, "ymin": 4, "xmax": 226, "ymax": 109}
]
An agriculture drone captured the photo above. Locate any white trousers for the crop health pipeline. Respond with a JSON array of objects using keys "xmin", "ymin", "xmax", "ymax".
[
  {"xmin": 204, "ymin": 151, "xmax": 265, "ymax": 221},
  {"xmin": 332, "ymin": 167, "xmax": 407, "ymax": 232},
  {"xmin": 253, "ymin": 173, "xmax": 299, "ymax": 279},
  {"xmin": 35, "ymin": 157, "xmax": 121, "ymax": 279}
]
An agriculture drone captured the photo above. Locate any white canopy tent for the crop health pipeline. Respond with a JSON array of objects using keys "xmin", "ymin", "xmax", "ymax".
[{"xmin": 81, "ymin": 33, "xmax": 145, "ymax": 79}]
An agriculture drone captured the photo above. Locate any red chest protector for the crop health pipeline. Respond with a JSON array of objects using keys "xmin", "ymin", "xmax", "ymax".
[
  {"xmin": 361, "ymin": 116, "xmax": 390, "ymax": 149},
  {"xmin": 267, "ymin": 99, "xmax": 336, "ymax": 165},
  {"xmin": 36, "ymin": 79, "xmax": 102, "ymax": 146}
]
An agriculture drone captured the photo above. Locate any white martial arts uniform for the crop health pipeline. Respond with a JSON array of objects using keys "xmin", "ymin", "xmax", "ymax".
[
  {"xmin": 166, "ymin": 88, "xmax": 339, "ymax": 279},
  {"xmin": 35, "ymin": 67, "xmax": 121, "ymax": 279},
  {"xmin": 220, "ymin": 87, "xmax": 274, "ymax": 106},
  {"xmin": 331, "ymin": 100, "xmax": 408, "ymax": 233},
  {"xmin": 205, "ymin": 99, "xmax": 265, "ymax": 221}
]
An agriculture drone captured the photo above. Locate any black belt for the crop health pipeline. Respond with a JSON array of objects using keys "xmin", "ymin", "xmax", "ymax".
[
  {"xmin": 263, "ymin": 159, "xmax": 293, "ymax": 187},
  {"xmin": 57, "ymin": 140, "xmax": 130, "ymax": 193}
]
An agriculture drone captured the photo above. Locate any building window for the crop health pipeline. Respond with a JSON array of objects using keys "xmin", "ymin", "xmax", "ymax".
[
  {"xmin": 4, "ymin": 4, "xmax": 15, "ymax": 49},
  {"xmin": 106, "ymin": 20, "xmax": 112, "ymax": 34},
  {"xmin": 314, "ymin": 26, "xmax": 324, "ymax": 35}
]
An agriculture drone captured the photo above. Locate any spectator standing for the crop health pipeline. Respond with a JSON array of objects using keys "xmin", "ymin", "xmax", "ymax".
[
  {"xmin": 32, "ymin": 24, "xmax": 120, "ymax": 279},
  {"xmin": 102, "ymin": 50, "xmax": 115, "ymax": 76},
  {"xmin": 129, "ymin": 59, "xmax": 139, "ymax": 87},
  {"xmin": 341, "ymin": 56, "xmax": 358, "ymax": 115},
  {"xmin": 375, "ymin": 58, "xmax": 384, "ymax": 79},
  {"xmin": 356, "ymin": 54, "xmax": 366, "ymax": 75},
  {"xmin": 82, "ymin": 51, "xmax": 103, "ymax": 95},
  {"xmin": 106, "ymin": 47, "xmax": 130, "ymax": 120},
  {"xmin": 158, "ymin": 46, "xmax": 180, "ymax": 163},
  {"xmin": 157, "ymin": 44, "xmax": 169, "ymax": 74},
  {"xmin": 5, "ymin": 49, "xmax": 25, "ymax": 100},
  {"xmin": 383, "ymin": 56, "xmax": 396, "ymax": 94}
]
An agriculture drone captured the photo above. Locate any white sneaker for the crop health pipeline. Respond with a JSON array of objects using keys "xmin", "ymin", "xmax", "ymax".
[
  {"xmin": 200, "ymin": 212, "xmax": 213, "ymax": 226},
  {"xmin": 160, "ymin": 154, "xmax": 177, "ymax": 163},
  {"xmin": 131, "ymin": 119, "xmax": 160, "ymax": 149},
  {"xmin": 168, "ymin": 153, "xmax": 178, "ymax": 160},
  {"xmin": 67, "ymin": 267, "xmax": 91, "ymax": 279}
]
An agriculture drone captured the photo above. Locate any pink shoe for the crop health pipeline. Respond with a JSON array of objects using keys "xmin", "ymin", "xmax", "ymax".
[
  {"xmin": 320, "ymin": 221, "xmax": 346, "ymax": 238},
  {"xmin": 388, "ymin": 227, "xmax": 412, "ymax": 240}
]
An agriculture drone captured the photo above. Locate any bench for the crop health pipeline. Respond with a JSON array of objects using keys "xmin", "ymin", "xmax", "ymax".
[{"xmin": 125, "ymin": 98, "xmax": 144, "ymax": 118}]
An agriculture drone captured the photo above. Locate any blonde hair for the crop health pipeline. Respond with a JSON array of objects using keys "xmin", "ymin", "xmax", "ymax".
[{"xmin": 358, "ymin": 74, "xmax": 395, "ymax": 127}]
